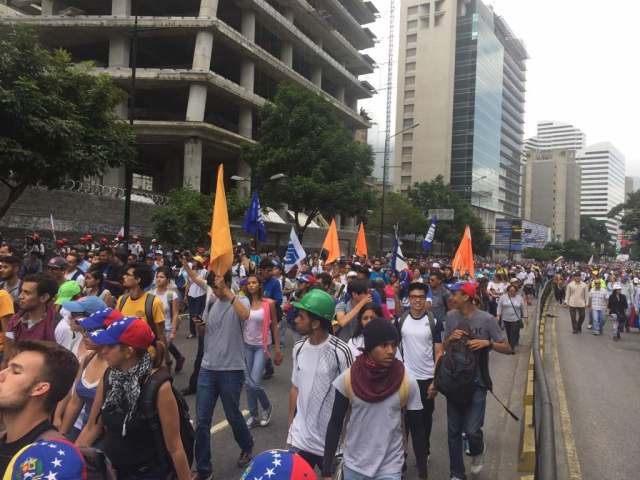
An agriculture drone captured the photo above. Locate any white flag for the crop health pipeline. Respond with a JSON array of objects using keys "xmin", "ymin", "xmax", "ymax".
[
  {"xmin": 284, "ymin": 227, "xmax": 306, "ymax": 273},
  {"xmin": 49, "ymin": 213, "xmax": 57, "ymax": 242}
]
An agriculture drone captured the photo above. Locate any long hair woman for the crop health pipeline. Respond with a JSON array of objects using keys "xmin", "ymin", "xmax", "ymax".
[
  {"xmin": 242, "ymin": 274, "xmax": 283, "ymax": 428},
  {"xmin": 152, "ymin": 266, "xmax": 186, "ymax": 373},
  {"xmin": 83, "ymin": 267, "xmax": 114, "ymax": 307},
  {"xmin": 76, "ymin": 318, "xmax": 191, "ymax": 479},
  {"xmin": 346, "ymin": 302, "xmax": 383, "ymax": 359}
]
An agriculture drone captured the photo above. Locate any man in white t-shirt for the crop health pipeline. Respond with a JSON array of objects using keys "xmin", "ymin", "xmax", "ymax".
[
  {"xmin": 322, "ymin": 318, "xmax": 424, "ymax": 480},
  {"xmin": 395, "ymin": 282, "xmax": 443, "ymax": 479},
  {"xmin": 186, "ymin": 255, "xmax": 208, "ymax": 339},
  {"xmin": 287, "ymin": 289, "xmax": 353, "ymax": 470}
]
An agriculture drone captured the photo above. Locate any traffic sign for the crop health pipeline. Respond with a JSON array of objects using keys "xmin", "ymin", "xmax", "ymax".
[{"xmin": 428, "ymin": 209, "xmax": 454, "ymax": 220}]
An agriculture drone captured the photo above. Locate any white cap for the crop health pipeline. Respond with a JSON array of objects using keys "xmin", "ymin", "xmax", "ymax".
[
  {"xmin": 613, "ymin": 282, "xmax": 622, "ymax": 290},
  {"xmin": 432, "ymin": 262, "xmax": 441, "ymax": 269},
  {"xmin": 346, "ymin": 271, "xmax": 358, "ymax": 278}
]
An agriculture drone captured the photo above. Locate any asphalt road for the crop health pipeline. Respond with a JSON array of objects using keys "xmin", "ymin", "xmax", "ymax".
[
  {"xmin": 548, "ymin": 301, "xmax": 640, "ymax": 480},
  {"xmin": 170, "ymin": 308, "xmax": 534, "ymax": 480}
]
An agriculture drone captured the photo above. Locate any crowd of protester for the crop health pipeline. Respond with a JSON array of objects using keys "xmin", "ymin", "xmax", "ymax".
[{"xmin": 0, "ymin": 232, "xmax": 638, "ymax": 479}]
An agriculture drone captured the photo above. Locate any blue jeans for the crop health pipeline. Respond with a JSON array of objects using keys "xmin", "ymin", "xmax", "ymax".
[
  {"xmin": 244, "ymin": 343, "xmax": 271, "ymax": 418},
  {"xmin": 447, "ymin": 388, "xmax": 487, "ymax": 480},
  {"xmin": 343, "ymin": 466, "xmax": 402, "ymax": 480},
  {"xmin": 591, "ymin": 309, "xmax": 605, "ymax": 332},
  {"xmin": 195, "ymin": 368, "xmax": 254, "ymax": 476}
]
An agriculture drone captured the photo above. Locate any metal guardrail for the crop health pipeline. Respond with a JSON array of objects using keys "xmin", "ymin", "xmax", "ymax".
[{"xmin": 533, "ymin": 281, "xmax": 557, "ymax": 479}]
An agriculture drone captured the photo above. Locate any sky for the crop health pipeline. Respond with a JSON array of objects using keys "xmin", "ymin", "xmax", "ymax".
[{"xmin": 360, "ymin": 0, "xmax": 640, "ymax": 180}]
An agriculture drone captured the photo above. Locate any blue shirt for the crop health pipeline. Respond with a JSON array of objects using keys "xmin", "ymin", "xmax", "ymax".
[{"xmin": 263, "ymin": 277, "xmax": 283, "ymax": 307}]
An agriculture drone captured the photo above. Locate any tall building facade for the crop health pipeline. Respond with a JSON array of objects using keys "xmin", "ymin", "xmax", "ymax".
[
  {"xmin": 523, "ymin": 148, "xmax": 581, "ymax": 242},
  {"xmin": 533, "ymin": 121, "xmax": 587, "ymax": 151},
  {"xmin": 575, "ymin": 142, "xmax": 626, "ymax": 239},
  {"xmin": 2, "ymin": 0, "xmax": 377, "ymax": 195},
  {"xmin": 393, "ymin": 0, "xmax": 527, "ymax": 219}
]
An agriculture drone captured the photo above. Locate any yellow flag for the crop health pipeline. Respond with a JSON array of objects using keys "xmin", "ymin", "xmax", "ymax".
[
  {"xmin": 209, "ymin": 164, "xmax": 233, "ymax": 276},
  {"xmin": 322, "ymin": 218, "xmax": 341, "ymax": 265}
]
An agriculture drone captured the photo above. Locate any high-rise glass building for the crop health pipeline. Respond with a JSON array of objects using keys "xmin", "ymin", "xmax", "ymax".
[{"xmin": 394, "ymin": 0, "xmax": 527, "ymax": 220}]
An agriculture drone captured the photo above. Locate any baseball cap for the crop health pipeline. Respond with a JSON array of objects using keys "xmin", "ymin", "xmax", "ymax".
[
  {"xmin": 346, "ymin": 271, "xmax": 358, "ymax": 278},
  {"xmin": 241, "ymin": 450, "xmax": 316, "ymax": 480},
  {"xmin": 62, "ymin": 296, "xmax": 107, "ymax": 315},
  {"xmin": 3, "ymin": 439, "xmax": 87, "ymax": 480},
  {"xmin": 145, "ymin": 253, "xmax": 155, "ymax": 259},
  {"xmin": 47, "ymin": 256, "xmax": 67, "ymax": 270},
  {"xmin": 450, "ymin": 281, "xmax": 478, "ymax": 298},
  {"xmin": 432, "ymin": 262, "xmax": 441, "ymax": 269},
  {"xmin": 55, "ymin": 281, "xmax": 82, "ymax": 305},
  {"xmin": 193, "ymin": 255, "xmax": 205, "ymax": 264},
  {"xmin": 613, "ymin": 282, "xmax": 622, "ymax": 290},
  {"xmin": 89, "ymin": 316, "xmax": 155, "ymax": 350},
  {"xmin": 78, "ymin": 308, "xmax": 124, "ymax": 331},
  {"xmin": 296, "ymin": 273, "xmax": 316, "ymax": 284}
]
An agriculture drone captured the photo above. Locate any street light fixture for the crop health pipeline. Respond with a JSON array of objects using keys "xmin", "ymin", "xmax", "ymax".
[
  {"xmin": 230, "ymin": 173, "xmax": 287, "ymax": 183},
  {"xmin": 379, "ymin": 123, "xmax": 420, "ymax": 254}
]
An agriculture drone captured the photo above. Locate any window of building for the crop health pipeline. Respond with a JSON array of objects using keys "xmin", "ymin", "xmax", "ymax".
[
  {"xmin": 406, "ymin": 33, "xmax": 417, "ymax": 45},
  {"xmin": 401, "ymin": 176, "xmax": 412, "ymax": 185},
  {"xmin": 408, "ymin": 6, "xmax": 419, "ymax": 15},
  {"xmin": 402, "ymin": 161, "xmax": 412, "ymax": 171},
  {"xmin": 403, "ymin": 132, "xmax": 414, "ymax": 142},
  {"xmin": 404, "ymin": 104, "xmax": 414, "ymax": 114},
  {"xmin": 407, "ymin": 20, "xmax": 418, "ymax": 30},
  {"xmin": 403, "ymin": 118, "xmax": 414, "ymax": 128},
  {"xmin": 132, "ymin": 173, "xmax": 153, "ymax": 192},
  {"xmin": 405, "ymin": 89, "xmax": 415, "ymax": 98},
  {"xmin": 405, "ymin": 62, "xmax": 416, "ymax": 72},
  {"xmin": 405, "ymin": 75, "xmax": 415, "ymax": 85},
  {"xmin": 402, "ymin": 146, "xmax": 413, "ymax": 156},
  {"xmin": 406, "ymin": 48, "xmax": 417, "ymax": 58}
]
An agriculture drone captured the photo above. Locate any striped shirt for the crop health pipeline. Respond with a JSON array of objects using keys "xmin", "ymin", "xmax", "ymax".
[{"xmin": 589, "ymin": 289, "xmax": 608, "ymax": 310}]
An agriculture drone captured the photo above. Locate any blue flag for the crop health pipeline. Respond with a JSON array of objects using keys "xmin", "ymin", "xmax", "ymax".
[
  {"xmin": 391, "ymin": 227, "xmax": 408, "ymax": 273},
  {"xmin": 284, "ymin": 227, "xmax": 306, "ymax": 273},
  {"xmin": 422, "ymin": 216, "xmax": 437, "ymax": 252},
  {"xmin": 242, "ymin": 191, "xmax": 267, "ymax": 242}
]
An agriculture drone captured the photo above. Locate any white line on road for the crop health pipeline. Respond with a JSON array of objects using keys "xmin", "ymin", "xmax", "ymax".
[{"xmin": 210, "ymin": 409, "xmax": 250, "ymax": 434}]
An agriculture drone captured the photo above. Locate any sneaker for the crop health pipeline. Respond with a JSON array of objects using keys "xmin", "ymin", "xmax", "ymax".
[
  {"xmin": 587, "ymin": 323, "xmax": 592, "ymax": 329},
  {"xmin": 259, "ymin": 405, "xmax": 273, "ymax": 427},
  {"xmin": 237, "ymin": 451, "xmax": 253, "ymax": 468},
  {"xmin": 592, "ymin": 330, "xmax": 598, "ymax": 335},
  {"xmin": 470, "ymin": 444, "xmax": 485, "ymax": 474},
  {"xmin": 246, "ymin": 416, "xmax": 258, "ymax": 429}
]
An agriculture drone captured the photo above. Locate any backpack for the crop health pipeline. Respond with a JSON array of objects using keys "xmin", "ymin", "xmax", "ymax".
[
  {"xmin": 139, "ymin": 369, "xmax": 194, "ymax": 473},
  {"xmin": 433, "ymin": 331, "xmax": 478, "ymax": 404},
  {"xmin": 395, "ymin": 310, "xmax": 437, "ymax": 361},
  {"xmin": 39, "ymin": 430, "xmax": 117, "ymax": 480},
  {"xmin": 175, "ymin": 272, "xmax": 187, "ymax": 290},
  {"xmin": 343, "ymin": 368, "xmax": 410, "ymax": 408},
  {"xmin": 117, "ymin": 293, "xmax": 156, "ymax": 328}
]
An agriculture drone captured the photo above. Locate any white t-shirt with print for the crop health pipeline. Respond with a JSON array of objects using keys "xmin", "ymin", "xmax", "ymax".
[{"xmin": 400, "ymin": 313, "xmax": 443, "ymax": 380}]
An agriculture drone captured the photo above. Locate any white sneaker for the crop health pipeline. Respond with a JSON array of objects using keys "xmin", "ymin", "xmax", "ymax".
[
  {"xmin": 470, "ymin": 444, "xmax": 485, "ymax": 474},
  {"xmin": 246, "ymin": 416, "xmax": 258, "ymax": 429},
  {"xmin": 259, "ymin": 405, "xmax": 273, "ymax": 427}
]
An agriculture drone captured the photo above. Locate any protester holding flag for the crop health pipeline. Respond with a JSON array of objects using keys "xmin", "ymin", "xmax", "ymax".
[
  {"xmin": 423, "ymin": 216, "xmax": 437, "ymax": 253},
  {"xmin": 242, "ymin": 191, "xmax": 267, "ymax": 243}
]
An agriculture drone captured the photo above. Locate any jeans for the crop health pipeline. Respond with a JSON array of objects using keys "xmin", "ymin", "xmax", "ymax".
[
  {"xmin": 188, "ymin": 294, "xmax": 206, "ymax": 335},
  {"xmin": 447, "ymin": 388, "xmax": 487, "ymax": 480},
  {"xmin": 343, "ymin": 466, "xmax": 402, "ymax": 480},
  {"xmin": 591, "ymin": 309, "xmax": 605, "ymax": 332},
  {"xmin": 406, "ymin": 379, "xmax": 435, "ymax": 471},
  {"xmin": 504, "ymin": 321, "xmax": 520, "ymax": 349},
  {"xmin": 569, "ymin": 307, "xmax": 586, "ymax": 332},
  {"xmin": 244, "ymin": 343, "xmax": 271, "ymax": 418},
  {"xmin": 195, "ymin": 368, "xmax": 254, "ymax": 476}
]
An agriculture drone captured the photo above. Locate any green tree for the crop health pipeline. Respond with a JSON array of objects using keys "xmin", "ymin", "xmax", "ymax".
[
  {"xmin": 561, "ymin": 239, "xmax": 594, "ymax": 262},
  {"xmin": 241, "ymin": 83, "xmax": 374, "ymax": 240},
  {"xmin": 580, "ymin": 215, "xmax": 610, "ymax": 252},
  {"xmin": 407, "ymin": 176, "xmax": 492, "ymax": 255},
  {"xmin": 522, "ymin": 248, "xmax": 554, "ymax": 262},
  {"xmin": 609, "ymin": 190, "xmax": 640, "ymax": 241},
  {"xmin": 151, "ymin": 187, "xmax": 249, "ymax": 248},
  {"xmin": 0, "ymin": 27, "xmax": 135, "ymax": 220},
  {"xmin": 367, "ymin": 192, "xmax": 427, "ymax": 237}
]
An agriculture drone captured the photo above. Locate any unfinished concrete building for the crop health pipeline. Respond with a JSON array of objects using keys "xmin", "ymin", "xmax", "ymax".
[{"xmin": 1, "ymin": 0, "xmax": 377, "ymax": 195}]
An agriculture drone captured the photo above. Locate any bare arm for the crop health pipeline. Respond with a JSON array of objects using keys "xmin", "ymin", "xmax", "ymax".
[
  {"xmin": 181, "ymin": 260, "xmax": 208, "ymax": 290},
  {"xmin": 335, "ymin": 296, "xmax": 371, "ymax": 328},
  {"xmin": 269, "ymin": 300, "xmax": 283, "ymax": 366},
  {"xmin": 157, "ymin": 382, "xmax": 191, "ymax": 480},
  {"xmin": 59, "ymin": 391, "xmax": 83, "ymax": 435},
  {"xmin": 288, "ymin": 386, "xmax": 298, "ymax": 429},
  {"xmin": 76, "ymin": 377, "xmax": 105, "ymax": 447}
]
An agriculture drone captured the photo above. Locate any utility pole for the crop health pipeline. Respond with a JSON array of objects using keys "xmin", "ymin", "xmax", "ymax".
[{"xmin": 123, "ymin": 6, "xmax": 138, "ymax": 245}]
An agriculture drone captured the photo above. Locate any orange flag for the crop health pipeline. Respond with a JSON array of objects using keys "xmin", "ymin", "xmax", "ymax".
[
  {"xmin": 452, "ymin": 225, "xmax": 475, "ymax": 278},
  {"xmin": 208, "ymin": 164, "xmax": 233, "ymax": 276},
  {"xmin": 322, "ymin": 218, "xmax": 341, "ymax": 265},
  {"xmin": 355, "ymin": 222, "xmax": 368, "ymax": 258}
]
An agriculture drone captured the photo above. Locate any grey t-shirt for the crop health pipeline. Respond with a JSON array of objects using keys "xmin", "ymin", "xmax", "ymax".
[
  {"xmin": 201, "ymin": 295, "xmax": 250, "ymax": 371},
  {"xmin": 429, "ymin": 286, "xmax": 451, "ymax": 322},
  {"xmin": 444, "ymin": 308, "xmax": 505, "ymax": 388},
  {"xmin": 333, "ymin": 370, "xmax": 422, "ymax": 477}
]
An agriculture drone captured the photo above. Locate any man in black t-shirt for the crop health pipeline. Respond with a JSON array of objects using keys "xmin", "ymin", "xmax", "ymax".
[{"xmin": 0, "ymin": 340, "xmax": 78, "ymax": 471}]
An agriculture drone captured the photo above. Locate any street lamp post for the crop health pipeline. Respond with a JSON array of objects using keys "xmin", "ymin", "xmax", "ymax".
[{"xmin": 379, "ymin": 123, "xmax": 420, "ymax": 255}]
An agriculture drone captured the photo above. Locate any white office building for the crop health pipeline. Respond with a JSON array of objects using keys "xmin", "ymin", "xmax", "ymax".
[
  {"xmin": 575, "ymin": 142, "xmax": 626, "ymax": 239},
  {"xmin": 534, "ymin": 121, "xmax": 586, "ymax": 151}
]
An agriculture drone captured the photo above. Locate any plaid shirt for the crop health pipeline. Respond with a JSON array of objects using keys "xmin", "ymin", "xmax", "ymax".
[{"xmin": 589, "ymin": 289, "xmax": 609, "ymax": 310}]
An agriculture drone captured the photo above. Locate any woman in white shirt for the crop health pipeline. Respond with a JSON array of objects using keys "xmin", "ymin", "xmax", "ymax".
[
  {"xmin": 497, "ymin": 284, "xmax": 524, "ymax": 353},
  {"xmin": 152, "ymin": 267, "xmax": 186, "ymax": 372},
  {"xmin": 487, "ymin": 273, "xmax": 508, "ymax": 316},
  {"xmin": 346, "ymin": 302, "xmax": 384, "ymax": 359}
]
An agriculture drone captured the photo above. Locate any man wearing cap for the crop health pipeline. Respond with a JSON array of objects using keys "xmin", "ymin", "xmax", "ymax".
[
  {"xmin": 4, "ymin": 274, "xmax": 59, "ymax": 363},
  {"xmin": 45, "ymin": 257, "xmax": 67, "ymax": 286},
  {"xmin": 287, "ymin": 289, "xmax": 353, "ymax": 470},
  {"xmin": 564, "ymin": 272, "xmax": 589, "ymax": 333},
  {"xmin": 97, "ymin": 246, "xmax": 125, "ymax": 297},
  {"xmin": 52, "ymin": 281, "xmax": 82, "ymax": 353},
  {"xmin": 442, "ymin": 282, "xmax": 511, "ymax": 479},
  {"xmin": 63, "ymin": 253, "xmax": 85, "ymax": 288},
  {"xmin": 0, "ymin": 341, "xmax": 79, "ymax": 472},
  {"xmin": 260, "ymin": 259, "xmax": 283, "ymax": 380},
  {"xmin": 322, "ymin": 318, "xmax": 424, "ymax": 480}
]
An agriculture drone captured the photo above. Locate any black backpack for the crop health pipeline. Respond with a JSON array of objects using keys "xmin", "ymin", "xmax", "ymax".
[
  {"xmin": 139, "ymin": 369, "xmax": 194, "ymax": 473},
  {"xmin": 117, "ymin": 293, "xmax": 156, "ymax": 328},
  {"xmin": 434, "ymin": 331, "xmax": 478, "ymax": 404}
]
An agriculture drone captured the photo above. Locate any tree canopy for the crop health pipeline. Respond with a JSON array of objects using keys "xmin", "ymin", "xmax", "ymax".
[
  {"xmin": 580, "ymin": 215, "xmax": 610, "ymax": 251},
  {"xmin": 0, "ymin": 27, "xmax": 135, "ymax": 220},
  {"xmin": 609, "ymin": 190, "xmax": 640, "ymax": 240},
  {"xmin": 367, "ymin": 191, "xmax": 427, "ymax": 238},
  {"xmin": 241, "ymin": 83, "xmax": 374, "ymax": 240},
  {"xmin": 407, "ymin": 176, "xmax": 492, "ymax": 255}
]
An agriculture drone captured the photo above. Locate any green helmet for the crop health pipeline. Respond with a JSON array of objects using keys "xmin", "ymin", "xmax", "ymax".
[{"xmin": 292, "ymin": 288, "xmax": 336, "ymax": 322}]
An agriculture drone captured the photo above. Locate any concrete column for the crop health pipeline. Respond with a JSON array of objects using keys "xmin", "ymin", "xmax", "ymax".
[
  {"xmin": 187, "ymin": 27, "xmax": 214, "ymax": 122},
  {"xmin": 183, "ymin": 138, "xmax": 203, "ymax": 191},
  {"xmin": 42, "ymin": 0, "xmax": 64, "ymax": 15},
  {"xmin": 199, "ymin": 0, "xmax": 219, "ymax": 17},
  {"xmin": 240, "ymin": 60, "xmax": 255, "ymax": 92},
  {"xmin": 192, "ymin": 31, "xmax": 214, "ymax": 71},
  {"xmin": 336, "ymin": 85, "xmax": 346, "ymax": 103},
  {"xmin": 280, "ymin": 42, "xmax": 293, "ymax": 68},
  {"xmin": 312, "ymin": 65, "xmax": 322, "ymax": 87},
  {"xmin": 241, "ymin": 10, "xmax": 256, "ymax": 42},
  {"xmin": 111, "ymin": 0, "xmax": 131, "ymax": 16},
  {"xmin": 239, "ymin": 108, "xmax": 253, "ymax": 138},
  {"xmin": 186, "ymin": 84, "xmax": 208, "ymax": 122},
  {"xmin": 108, "ymin": 35, "xmax": 130, "ymax": 68}
]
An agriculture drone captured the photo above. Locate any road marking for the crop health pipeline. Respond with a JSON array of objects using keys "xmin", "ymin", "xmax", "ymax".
[
  {"xmin": 210, "ymin": 409, "xmax": 250, "ymax": 434},
  {"xmin": 550, "ymin": 314, "xmax": 583, "ymax": 480}
]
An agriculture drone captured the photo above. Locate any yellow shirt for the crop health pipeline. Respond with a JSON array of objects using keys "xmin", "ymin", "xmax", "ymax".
[
  {"xmin": 0, "ymin": 290, "xmax": 16, "ymax": 351},
  {"xmin": 117, "ymin": 292, "xmax": 165, "ymax": 326}
]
